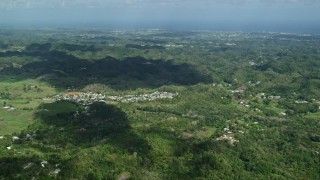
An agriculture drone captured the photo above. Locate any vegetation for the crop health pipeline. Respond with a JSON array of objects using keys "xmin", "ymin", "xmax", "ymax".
[{"xmin": 0, "ymin": 29, "xmax": 319, "ymax": 179}]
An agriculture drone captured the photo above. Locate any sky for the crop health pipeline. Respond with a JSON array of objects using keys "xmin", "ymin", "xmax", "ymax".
[{"xmin": 0, "ymin": 0, "xmax": 319, "ymax": 32}]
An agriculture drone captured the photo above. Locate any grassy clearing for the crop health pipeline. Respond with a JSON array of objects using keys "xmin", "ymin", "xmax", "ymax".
[
  {"xmin": 0, "ymin": 79, "xmax": 58, "ymax": 99},
  {"xmin": 0, "ymin": 109, "xmax": 34, "ymax": 135},
  {"xmin": 0, "ymin": 79, "xmax": 58, "ymax": 135},
  {"xmin": 304, "ymin": 112, "xmax": 320, "ymax": 120},
  {"xmin": 194, "ymin": 127, "xmax": 216, "ymax": 139}
]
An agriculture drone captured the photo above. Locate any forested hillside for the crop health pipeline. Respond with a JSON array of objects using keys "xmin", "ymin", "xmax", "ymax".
[{"xmin": 0, "ymin": 29, "xmax": 319, "ymax": 179}]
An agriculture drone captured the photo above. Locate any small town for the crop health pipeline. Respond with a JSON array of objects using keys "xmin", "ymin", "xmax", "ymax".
[
  {"xmin": 49, "ymin": 91, "xmax": 178, "ymax": 105},
  {"xmin": 106, "ymin": 91, "xmax": 179, "ymax": 103},
  {"xmin": 52, "ymin": 92, "xmax": 106, "ymax": 105}
]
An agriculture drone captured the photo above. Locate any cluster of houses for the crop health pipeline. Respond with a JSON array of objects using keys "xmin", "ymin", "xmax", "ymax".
[
  {"xmin": 216, "ymin": 126, "xmax": 240, "ymax": 145},
  {"xmin": 52, "ymin": 92, "xmax": 106, "ymax": 105},
  {"xmin": 106, "ymin": 91, "xmax": 179, "ymax": 103},
  {"xmin": 49, "ymin": 91, "xmax": 178, "ymax": 105},
  {"xmin": 164, "ymin": 44, "xmax": 184, "ymax": 48},
  {"xmin": 2, "ymin": 106, "xmax": 15, "ymax": 111},
  {"xmin": 216, "ymin": 134, "xmax": 239, "ymax": 145},
  {"xmin": 23, "ymin": 160, "xmax": 60, "ymax": 175},
  {"xmin": 225, "ymin": 42, "xmax": 237, "ymax": 46},
  {"xmin": 230, "ymin": 89, "xmax": 245, "ymax": 94},
  {"xmin": 256, "ymin": 93, "xmax": 281, "ymax": 100},
  {"xmin": 295, "ymin": 100, "xmax": 309, "ymax": 104}
]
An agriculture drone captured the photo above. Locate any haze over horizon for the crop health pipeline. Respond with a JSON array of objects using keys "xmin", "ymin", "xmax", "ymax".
[{"xmin": 0, "ymin": 0, "xmax": 319, "ymax": 33}]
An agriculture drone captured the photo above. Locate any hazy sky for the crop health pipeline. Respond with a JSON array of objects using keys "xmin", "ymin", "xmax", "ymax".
[{"xmin": 0, "ymin": 0, "xmax": 319, "ymax": 32}]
